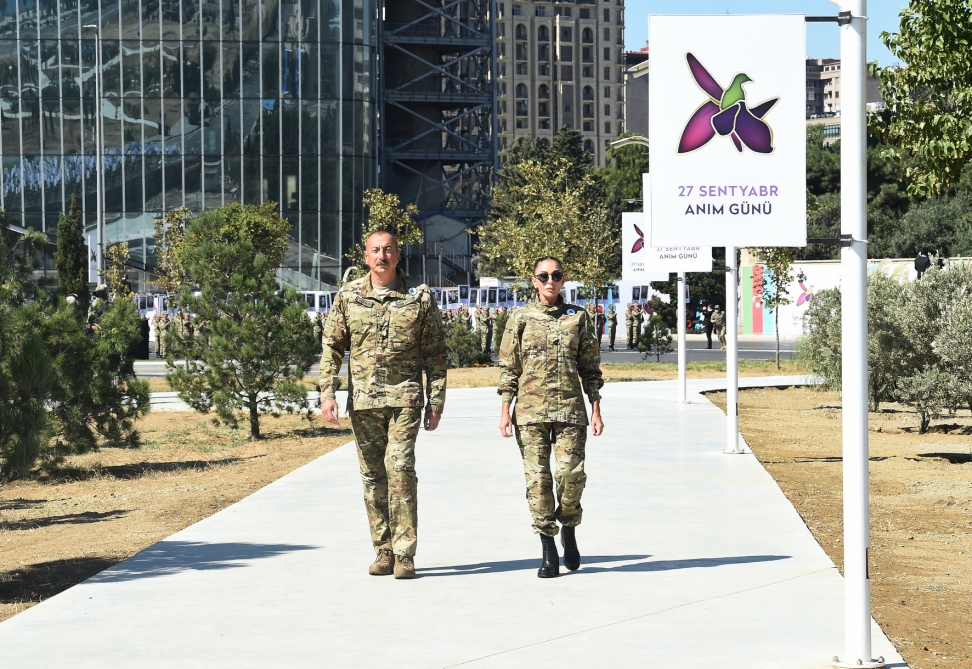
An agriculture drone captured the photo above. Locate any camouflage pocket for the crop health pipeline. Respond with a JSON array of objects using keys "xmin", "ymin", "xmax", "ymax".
[{"xmin": 388, "ymin": 302, "xmax": 420, "ymax": 351}]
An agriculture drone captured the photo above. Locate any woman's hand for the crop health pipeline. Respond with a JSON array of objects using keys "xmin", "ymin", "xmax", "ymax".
[
  {"xmin": 591, "ymin": 401, "xmax": 604, "ymax": 436},
  {"xmin": 499, "ymin": 402, "xmax": 514, "ymax": 438}
]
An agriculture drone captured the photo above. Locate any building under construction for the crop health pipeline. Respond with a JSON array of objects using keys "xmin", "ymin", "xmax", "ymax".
[{"xmin": 378, "ymin": 0, "xmax": 498, "ymax": 287}]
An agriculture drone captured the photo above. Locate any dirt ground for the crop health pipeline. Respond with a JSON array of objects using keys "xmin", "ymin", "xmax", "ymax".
[
  {"xmin": 0, "ymin": 413, "xmax": 351, "ymax": 624},
  {"xmin": 708, "ymin": 387, "xmax": 972, "ymax": 669}
]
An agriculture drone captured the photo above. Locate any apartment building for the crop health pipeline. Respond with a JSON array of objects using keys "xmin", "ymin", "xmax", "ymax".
[
  {"xmin": 495, "ymin": 1, "xmax": 626, "ymax": 166},
  {"xmin": 805, "ymin": 57, "xmax": 883, "ymax": 119}
]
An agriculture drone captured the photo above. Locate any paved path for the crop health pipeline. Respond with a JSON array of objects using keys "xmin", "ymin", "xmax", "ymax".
[{"xmin": 0, "ymin": 379, "xmax": 906, "ymax": 668}]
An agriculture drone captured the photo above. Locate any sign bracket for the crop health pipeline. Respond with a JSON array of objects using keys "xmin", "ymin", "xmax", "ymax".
[{"xmin": 805, "ymin": 11, "xmax": 854, "ymax": 25}]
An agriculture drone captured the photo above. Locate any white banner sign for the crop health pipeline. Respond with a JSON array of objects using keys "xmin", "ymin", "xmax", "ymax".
[
  {"xmin": 648, "ymin": 14, "xmax": 806, "ymax": 247},
  {"xmin": 623, "ymin": 178, "xmax": 713, "ymax": 277},
  {"xmin": 623, "ymin": 212, "xmax": 711, "ymax": 276}
]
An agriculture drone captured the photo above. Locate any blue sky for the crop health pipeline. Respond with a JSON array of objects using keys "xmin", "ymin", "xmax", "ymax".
[{"xmin": 624, "ymin": 1, "xmax": 907, "ymax": 66}]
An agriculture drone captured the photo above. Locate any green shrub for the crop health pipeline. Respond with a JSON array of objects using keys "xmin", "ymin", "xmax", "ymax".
[
  {"xmin": 445, "ymin": 318, "xmax": 491, "ymax": 368},
  {"xmin": 638, "ymin": 313, "xmax": 674, "ymax": 362}
]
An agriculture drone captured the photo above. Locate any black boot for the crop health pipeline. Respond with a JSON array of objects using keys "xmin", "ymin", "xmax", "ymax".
[
  {"xmin": 561, "ymin": 525, "xmax": 581, "ymax": 571},
  {"xmin": 538, "ymin": 534, "xmax": 560, "ymax": 578}
]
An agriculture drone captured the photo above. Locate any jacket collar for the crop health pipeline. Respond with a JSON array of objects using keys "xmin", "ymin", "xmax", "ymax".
[
  {"xmin": 535, "ymin": 295, "xmax": 565, "ymax": 314},
  {"xmin": 357, "ymin": 271, "xmax": 408, "ymax": 300}
]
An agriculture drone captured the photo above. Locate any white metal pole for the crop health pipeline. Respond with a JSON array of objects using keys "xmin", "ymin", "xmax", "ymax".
[
  {"xmin": 87, "ymin": 25, "xmax": 104, "ymax": 278},
  {"xmin": 833, "ymin": 1, "xmax": 880, "ymax": 667},
  {"xmin": 724, "ymin": 247, "xmax": 741, "ymax": 454},
  {"xmin": 677, "ymin": 272, "xmax": 686, "ymax": 403}
]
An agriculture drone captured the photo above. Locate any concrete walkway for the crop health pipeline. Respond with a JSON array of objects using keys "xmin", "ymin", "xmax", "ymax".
[{"xmin": 0, "ymin": 379, "xmax": 906, "ymax": 668}]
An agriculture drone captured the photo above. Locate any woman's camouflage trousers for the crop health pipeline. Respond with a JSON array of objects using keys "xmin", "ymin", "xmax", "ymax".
[
  {"xmin": 349, "ymin": 407, "xmax": 422, "ymax": 557},
  {"xmin": 514, "ymin": 422, "xmax": 587, "ymax": 537}
]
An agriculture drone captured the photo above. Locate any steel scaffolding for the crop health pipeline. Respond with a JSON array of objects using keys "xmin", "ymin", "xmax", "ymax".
[{"xmin": 378, "ymin": 0, "xmax": 498, "ymax": 283}]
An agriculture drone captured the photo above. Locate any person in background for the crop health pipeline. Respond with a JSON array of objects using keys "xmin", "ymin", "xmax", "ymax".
[
  {"xmin": 914, "ymin": 248, "xmax": 931, "ymax": 279},
  {"xmin": 607, "ymin": 305, "xmax": 618, "ymax": 352},
  {"xmin": 703, "ymin": 304, "xmax": 714, "ymax": 349},
  {"xmin": 595, "ymin": 305, "xmax": 607, "ymax": 351},
  {"xmin": 626, "ymin": 304, "xmax": 640, "ymax": 350},
  {"xmin": 712, "ymin": 305, "xmax": 726, "ymax": 350}
]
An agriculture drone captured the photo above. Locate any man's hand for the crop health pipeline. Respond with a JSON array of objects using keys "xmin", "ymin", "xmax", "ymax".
[
  {"xmin": 591, "ymin": 401, "xmax": 604, "ymax": 437},
  {"xmin": 499, "ymin": 402, "xmax": 514, "ymax": 438},
  {"xmin": 321, "ymin": 399, "xmax": 340, "ymax": 426},
  {"xmin": 424, "ymin": 410, "xmax": 441, "ymax": 431}
]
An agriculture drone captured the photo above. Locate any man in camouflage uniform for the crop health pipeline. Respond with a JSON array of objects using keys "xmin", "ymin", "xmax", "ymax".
[
  {"xmin": 475, "ymin": 306, "xmax": 490, "ymax": 353},
  {"xmin": 607, "ymin": 305, "xmax": 618, "ymax": 352},
  {"xmin": 595, "ymin": 307, "xmax": 607, "ymax": 351},
  {"xmin": 711, "ymin": 304, "xmax": 726, "ymax": 350},
  {"xmin": 320, "ymin": 230, "xmax": 447, "ymax": 580},
  {"xmin": 498, "ymin": 257, "xmax": 604, "ymax": 578},
  {"xmin": 625, "ymin": 304, "xmax": 639, "ymax": 350},
  {"xmin": 155, "ymin": 312, "xmax": 169, "ymax": 358}
]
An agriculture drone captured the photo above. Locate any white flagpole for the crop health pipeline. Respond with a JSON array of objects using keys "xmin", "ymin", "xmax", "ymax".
[
  {"xmin": 677, "ymin": 272, "xmax": 686, "ymax": 403},
  {"xmin": 831, "ymin": 0, "xmax": 881, "ymax": 667},
  {"xmin": 723, "ymin": 247, "xmax": 742, "ymax": 453}
]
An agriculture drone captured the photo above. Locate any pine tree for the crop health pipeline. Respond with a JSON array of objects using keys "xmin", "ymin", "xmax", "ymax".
[
  {"xmin": 55, "ymin": 195, "xmax": 89, "ymax": 309},
  {"xmin": 638, "ymin": 313, "xmax": 675, "ymax": 362},
  {"xmin": 163, "ymin": 204, "xmax": 319, "ymax": 440}
]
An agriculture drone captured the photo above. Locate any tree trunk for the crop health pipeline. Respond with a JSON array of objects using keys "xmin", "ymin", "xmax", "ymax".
[
  {"xmin": 919, "ymin": 410, "xmax": 930, "ymax": 435},
  {"xmin": 775, "ymin": 307, "xmax": 781, "ymax": 370},
  {"xmin": 248, "ymin": 396, "xmax": 261, "ymax": 440}
]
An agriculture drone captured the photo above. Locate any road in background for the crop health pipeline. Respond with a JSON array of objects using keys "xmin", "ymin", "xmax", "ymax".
[{"xmin": 134, "ymin": 338, "xmax": 795, "ymax": 378}]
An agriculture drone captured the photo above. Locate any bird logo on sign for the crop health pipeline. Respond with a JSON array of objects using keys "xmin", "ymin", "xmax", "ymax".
[
  {"xmin": 631, "ymin": 222, "xmax": 645, "ymax": 253},
  {"xmin": 678, "ymin": 53, "xmax": 778, "ymax": 155}
]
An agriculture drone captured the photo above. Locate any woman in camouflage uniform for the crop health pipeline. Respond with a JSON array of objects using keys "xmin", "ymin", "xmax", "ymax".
[{"xmin": 498, "ymin": 257, "xmax": 604, "ymax": 578}]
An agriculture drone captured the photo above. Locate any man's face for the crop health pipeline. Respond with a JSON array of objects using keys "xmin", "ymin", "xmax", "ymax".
[{"xmin": 365, "ymin": 232, "xmax": 400, "ymax": 281}]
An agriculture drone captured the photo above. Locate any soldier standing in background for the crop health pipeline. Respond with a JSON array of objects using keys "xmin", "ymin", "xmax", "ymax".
[
  {"xmin": 498, "ymin": 256, "xmax": 604, "ymax": 578},
  {"xmin": 712, "ymin": 304, "xmax": 726, "ymax": 350},
  {"xmin": 320, "ymin": 230, "xmax": 447, "ymax": 580},
  {"xmin": 607, "ymin": 305, "xmax": 618, "ymax": 352},
  {"xmin": 625, "ymin": 304, "xmax": 639, "ymax": 350},
  {"xmin": 155, "ymin": 312, "xmax": 169, "ymax": 358},
  {"xmin": 476, "ymin": 306, "xmax": 490, "ymax": 353},
  {"xmin": 595, "ymin": 307, "xmax": 607, "ymax": 351}
]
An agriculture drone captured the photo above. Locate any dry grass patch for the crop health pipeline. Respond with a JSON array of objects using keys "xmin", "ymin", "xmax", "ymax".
[
  {"xmin": 0, "ymin": 412, "xmax": 351, "ymax": 623},
  {"xmin": 140, "ymin": 360, "xmax": 805, "ymax": 394},
  {"xmin": 707, "ymin": 386, "xmax": 972, "ymax": 669}
]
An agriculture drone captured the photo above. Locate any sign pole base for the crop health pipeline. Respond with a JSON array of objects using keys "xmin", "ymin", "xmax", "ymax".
[
  {"xmin": 724, "ymin": 246, "xmax": 745, "ymax": 454},
  {"xmin": 832, "ymin": 659, "xmax": 884, "ymax": 669}
]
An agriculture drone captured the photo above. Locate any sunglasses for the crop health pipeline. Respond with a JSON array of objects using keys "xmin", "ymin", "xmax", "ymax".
[{"xmin": 534, "ymin": 270, "xmax": 564, "ymax": 283}]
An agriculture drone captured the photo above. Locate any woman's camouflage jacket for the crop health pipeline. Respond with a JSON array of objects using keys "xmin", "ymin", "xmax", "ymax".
[{"xmin": 498, "ymin": 298, "xmax": 603, "ymax": 426}]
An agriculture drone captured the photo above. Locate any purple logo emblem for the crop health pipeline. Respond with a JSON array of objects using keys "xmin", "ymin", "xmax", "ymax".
[
  {"xmin": 631, "ymin": 222, "xmax": 645, "ymax": 253},
  {"xmin": 678, "ymin": 53, "xmax": 778, "ymax": 155}
]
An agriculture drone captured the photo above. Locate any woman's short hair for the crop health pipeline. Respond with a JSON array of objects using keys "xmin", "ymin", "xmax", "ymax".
[{"xmin": 533, "ymin": 256, "xmax": 563, "ymax": 272}]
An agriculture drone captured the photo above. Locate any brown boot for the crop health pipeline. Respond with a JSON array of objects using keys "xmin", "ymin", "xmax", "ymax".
[
  {"xmin": 368, "ymin": 548, "xmax": 394, "ymax": 576},
  {"xmin": 393, "ymin": 555, "xmax": 416, "ymax": 579}
]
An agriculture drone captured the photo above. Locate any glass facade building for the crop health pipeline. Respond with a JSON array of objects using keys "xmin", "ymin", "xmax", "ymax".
[{"xmin": 0, "ymin": 0, "xmax": 375, "ymax": 290}]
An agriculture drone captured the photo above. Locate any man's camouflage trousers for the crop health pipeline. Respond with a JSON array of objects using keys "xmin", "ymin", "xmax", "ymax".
[
  {"xmin": 514, "ymin": 422, "xmax": 587, "ymax": 536},
  {"xmin": 349, "ymin": 407, "xmax": 421, "ymax": 557}
]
